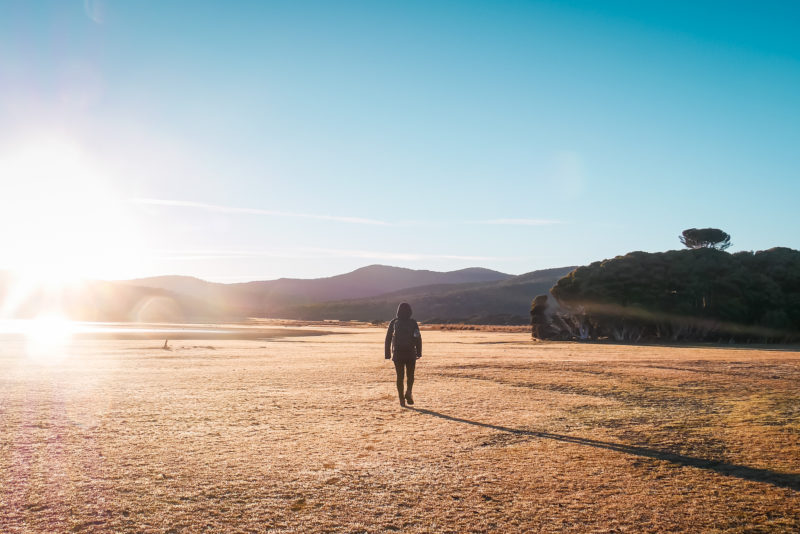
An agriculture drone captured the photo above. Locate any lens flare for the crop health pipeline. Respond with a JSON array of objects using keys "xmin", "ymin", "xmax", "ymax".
[
  {"xmin": 0, "ymin": 136, "xmax": 148, "ymax": 284},
  {"xmin": 24, "ymin": 315, "xmax": 74, "ymax": 364}
]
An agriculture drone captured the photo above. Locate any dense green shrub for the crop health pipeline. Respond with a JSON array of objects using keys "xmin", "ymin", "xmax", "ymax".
[{"xmin": 546, "ymin": 247, "xmax": 800, "ymax": 342}]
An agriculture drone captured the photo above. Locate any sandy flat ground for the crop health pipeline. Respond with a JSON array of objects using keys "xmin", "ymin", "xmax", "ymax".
[{"xmin": 1, "ymin": 326, "xmax": 798, "ymax": 533}]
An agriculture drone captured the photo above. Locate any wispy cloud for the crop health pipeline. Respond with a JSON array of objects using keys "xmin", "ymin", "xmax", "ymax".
[
  {"xmin": 131, "ymin": 198, "xmax": 390, "ymax": 226},
  {"xmin": 146, "ymin": 248, "xmax": 512, "ymax": 263},
  {"xmin": 147, "ymin": 250, "xmax": 286, "ymax": 261},
  {"xmin": 132, "ymin": 198, "xmax": 565, "ymax": 228},
  {"xmin": 481, "ymin": 218, "xmax": 562, "ymax": 226},
  {"xmin": 304, "ymin": 247, "xmax": 507, "ymax": 262}
]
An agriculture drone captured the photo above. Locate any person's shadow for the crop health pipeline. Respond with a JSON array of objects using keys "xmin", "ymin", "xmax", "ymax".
[{"xmin": 405, "ymin": 407, "xmax": 800, "ymax": 491}]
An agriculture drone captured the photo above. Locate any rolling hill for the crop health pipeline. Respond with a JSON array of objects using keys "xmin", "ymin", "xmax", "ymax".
[
  {"xmin": 127, "ymin": 265, "xmax": 514, "ymax": 317},
  {"xmin": 1, "ymin": 265, "xmax": 572, "ymax": 324},
  {"xmin": 279, "ymin": 266, "xmax": 576, "ymax": 324},
  {"xmin": 0, "ymin": 273, "xmax": 222, "ymax": 322}
]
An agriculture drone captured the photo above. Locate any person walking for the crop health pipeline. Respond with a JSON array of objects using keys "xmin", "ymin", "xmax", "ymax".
[{"xmin": 385, "ymin": 302, "xmax": 422, "ymax": 407}]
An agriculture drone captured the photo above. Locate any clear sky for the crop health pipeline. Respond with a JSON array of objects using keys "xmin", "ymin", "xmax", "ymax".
[{"xmin": 1, "ymin": 1, "xmax": 798, "ymax": 282}]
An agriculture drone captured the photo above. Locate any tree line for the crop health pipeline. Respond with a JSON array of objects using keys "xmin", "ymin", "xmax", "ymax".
[{"xmin": 532, "ymin": 235, "xmax": 800, "ymax": 343}]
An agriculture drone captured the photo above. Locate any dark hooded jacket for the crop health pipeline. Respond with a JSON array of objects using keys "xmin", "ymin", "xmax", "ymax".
[{"xmin": 385, "ymin": 302, "xmax": 422, "ymax": 363}]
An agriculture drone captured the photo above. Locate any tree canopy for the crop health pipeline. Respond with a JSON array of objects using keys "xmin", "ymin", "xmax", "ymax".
[
  {"xmin": 539, "ymin": 247, "xmax": 800, "ymax": 342},
  {"xmin": 679, "ymin": 228, "xmax": 732, "ymax": 251}
]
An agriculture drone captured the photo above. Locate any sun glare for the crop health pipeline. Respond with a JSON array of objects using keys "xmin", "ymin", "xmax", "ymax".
[
  {"xmin": 0, "ymin": 136, "xmax": 146, "ymax": 285},
  {"xmin": 23, "ymin": 315, "xmax": 75, "ymax": 364}
]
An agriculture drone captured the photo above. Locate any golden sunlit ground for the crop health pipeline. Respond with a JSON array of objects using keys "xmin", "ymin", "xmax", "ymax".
[{"xmin": 1, "ymin": 325, "xmax": 798, "ymax": 533}]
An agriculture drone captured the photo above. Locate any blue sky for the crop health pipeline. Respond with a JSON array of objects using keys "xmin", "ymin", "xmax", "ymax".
[{"xmin": 1, "ymin": 1, "xmax": 798, "ymax": 281}]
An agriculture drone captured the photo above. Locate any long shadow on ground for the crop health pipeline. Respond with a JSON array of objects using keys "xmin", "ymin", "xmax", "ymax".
[{"xmin": 406, "ymin": 407, "xmax": 800, "ymax": 491}]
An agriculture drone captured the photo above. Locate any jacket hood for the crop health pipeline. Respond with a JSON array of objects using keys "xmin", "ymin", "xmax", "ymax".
[{"xmin": 396, "ymin": 302, "xmax": 412, "ymax": 320}]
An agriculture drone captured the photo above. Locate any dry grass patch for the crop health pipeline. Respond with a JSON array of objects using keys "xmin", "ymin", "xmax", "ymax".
[{"xmin": 0, "ymin": 329, "xmax": 798, "ymax": 532}]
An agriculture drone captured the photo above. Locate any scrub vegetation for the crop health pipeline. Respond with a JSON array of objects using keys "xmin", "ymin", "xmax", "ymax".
[
  {"xmin": 1, "ymin": 327, "xmax": 798, "ymax": 532},
  {"xmin": 536, "ymin": 247, "xmax": 800, "ymax": 343}
]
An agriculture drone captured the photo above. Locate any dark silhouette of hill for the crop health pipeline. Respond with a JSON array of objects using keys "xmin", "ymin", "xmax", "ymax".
[
  {"xmin": 281, "ymin": 266, "xmax": 576, "ymax": 324},
  {"xmin": 237, "ymin": 265, "xmax": 511, "ymax": 301},
  {"xmin": 128, "ymin": 265, "xmax": 512, "ymax": 317},
  {"xmin": 1, "ymin": 265, "xmax": 565, "ymax": 324}
]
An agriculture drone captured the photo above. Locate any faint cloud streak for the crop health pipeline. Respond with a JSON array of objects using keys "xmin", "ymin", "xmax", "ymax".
[
  {"xmin": 131, "ymin": 198, "xmax": 390, "ymax": 226},
  {"xmin": 305, "ymin": 248, "xmax": 506, "ymax": 262},
  {"xmin": 482, "ymin": 218, "xmax": 562, "ymax": 226},
  {"xmin": 146, "ymin": 248, "xmax": 512, "ymax": 263},
  {"xmin": 83, "ymin": 0, "xmax": 107, "ymax": 24}
]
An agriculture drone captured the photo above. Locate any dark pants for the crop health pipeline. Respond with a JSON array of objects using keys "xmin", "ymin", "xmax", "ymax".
[{"xmin": 394, "ymin": 360, "xmax": 415, "ymax": 398}]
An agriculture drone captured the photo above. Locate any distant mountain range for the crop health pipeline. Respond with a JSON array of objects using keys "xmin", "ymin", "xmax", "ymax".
[
  {"xmin": 0, "ymin": 274, "xmax": 219, "ymax": 323},
  {"xmin": 280, "ymin": 267, "xmax": 575, "ymax": 324},
  {"xmin": 0, "ymin": 264, "xmax": 575, "ymax": 324},
  {"xmin": 127, "ymin": 265, "xmax": 513, "ymax": 314}
]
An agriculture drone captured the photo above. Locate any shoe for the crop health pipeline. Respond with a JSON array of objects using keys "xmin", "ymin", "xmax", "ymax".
[
  {"xmin": 399, "ymin": 397, "xmax": 406, "ymax": 407},
  {"xmin": 405, "ymin": 392, "xmax": 414, "ymax": 405}
]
